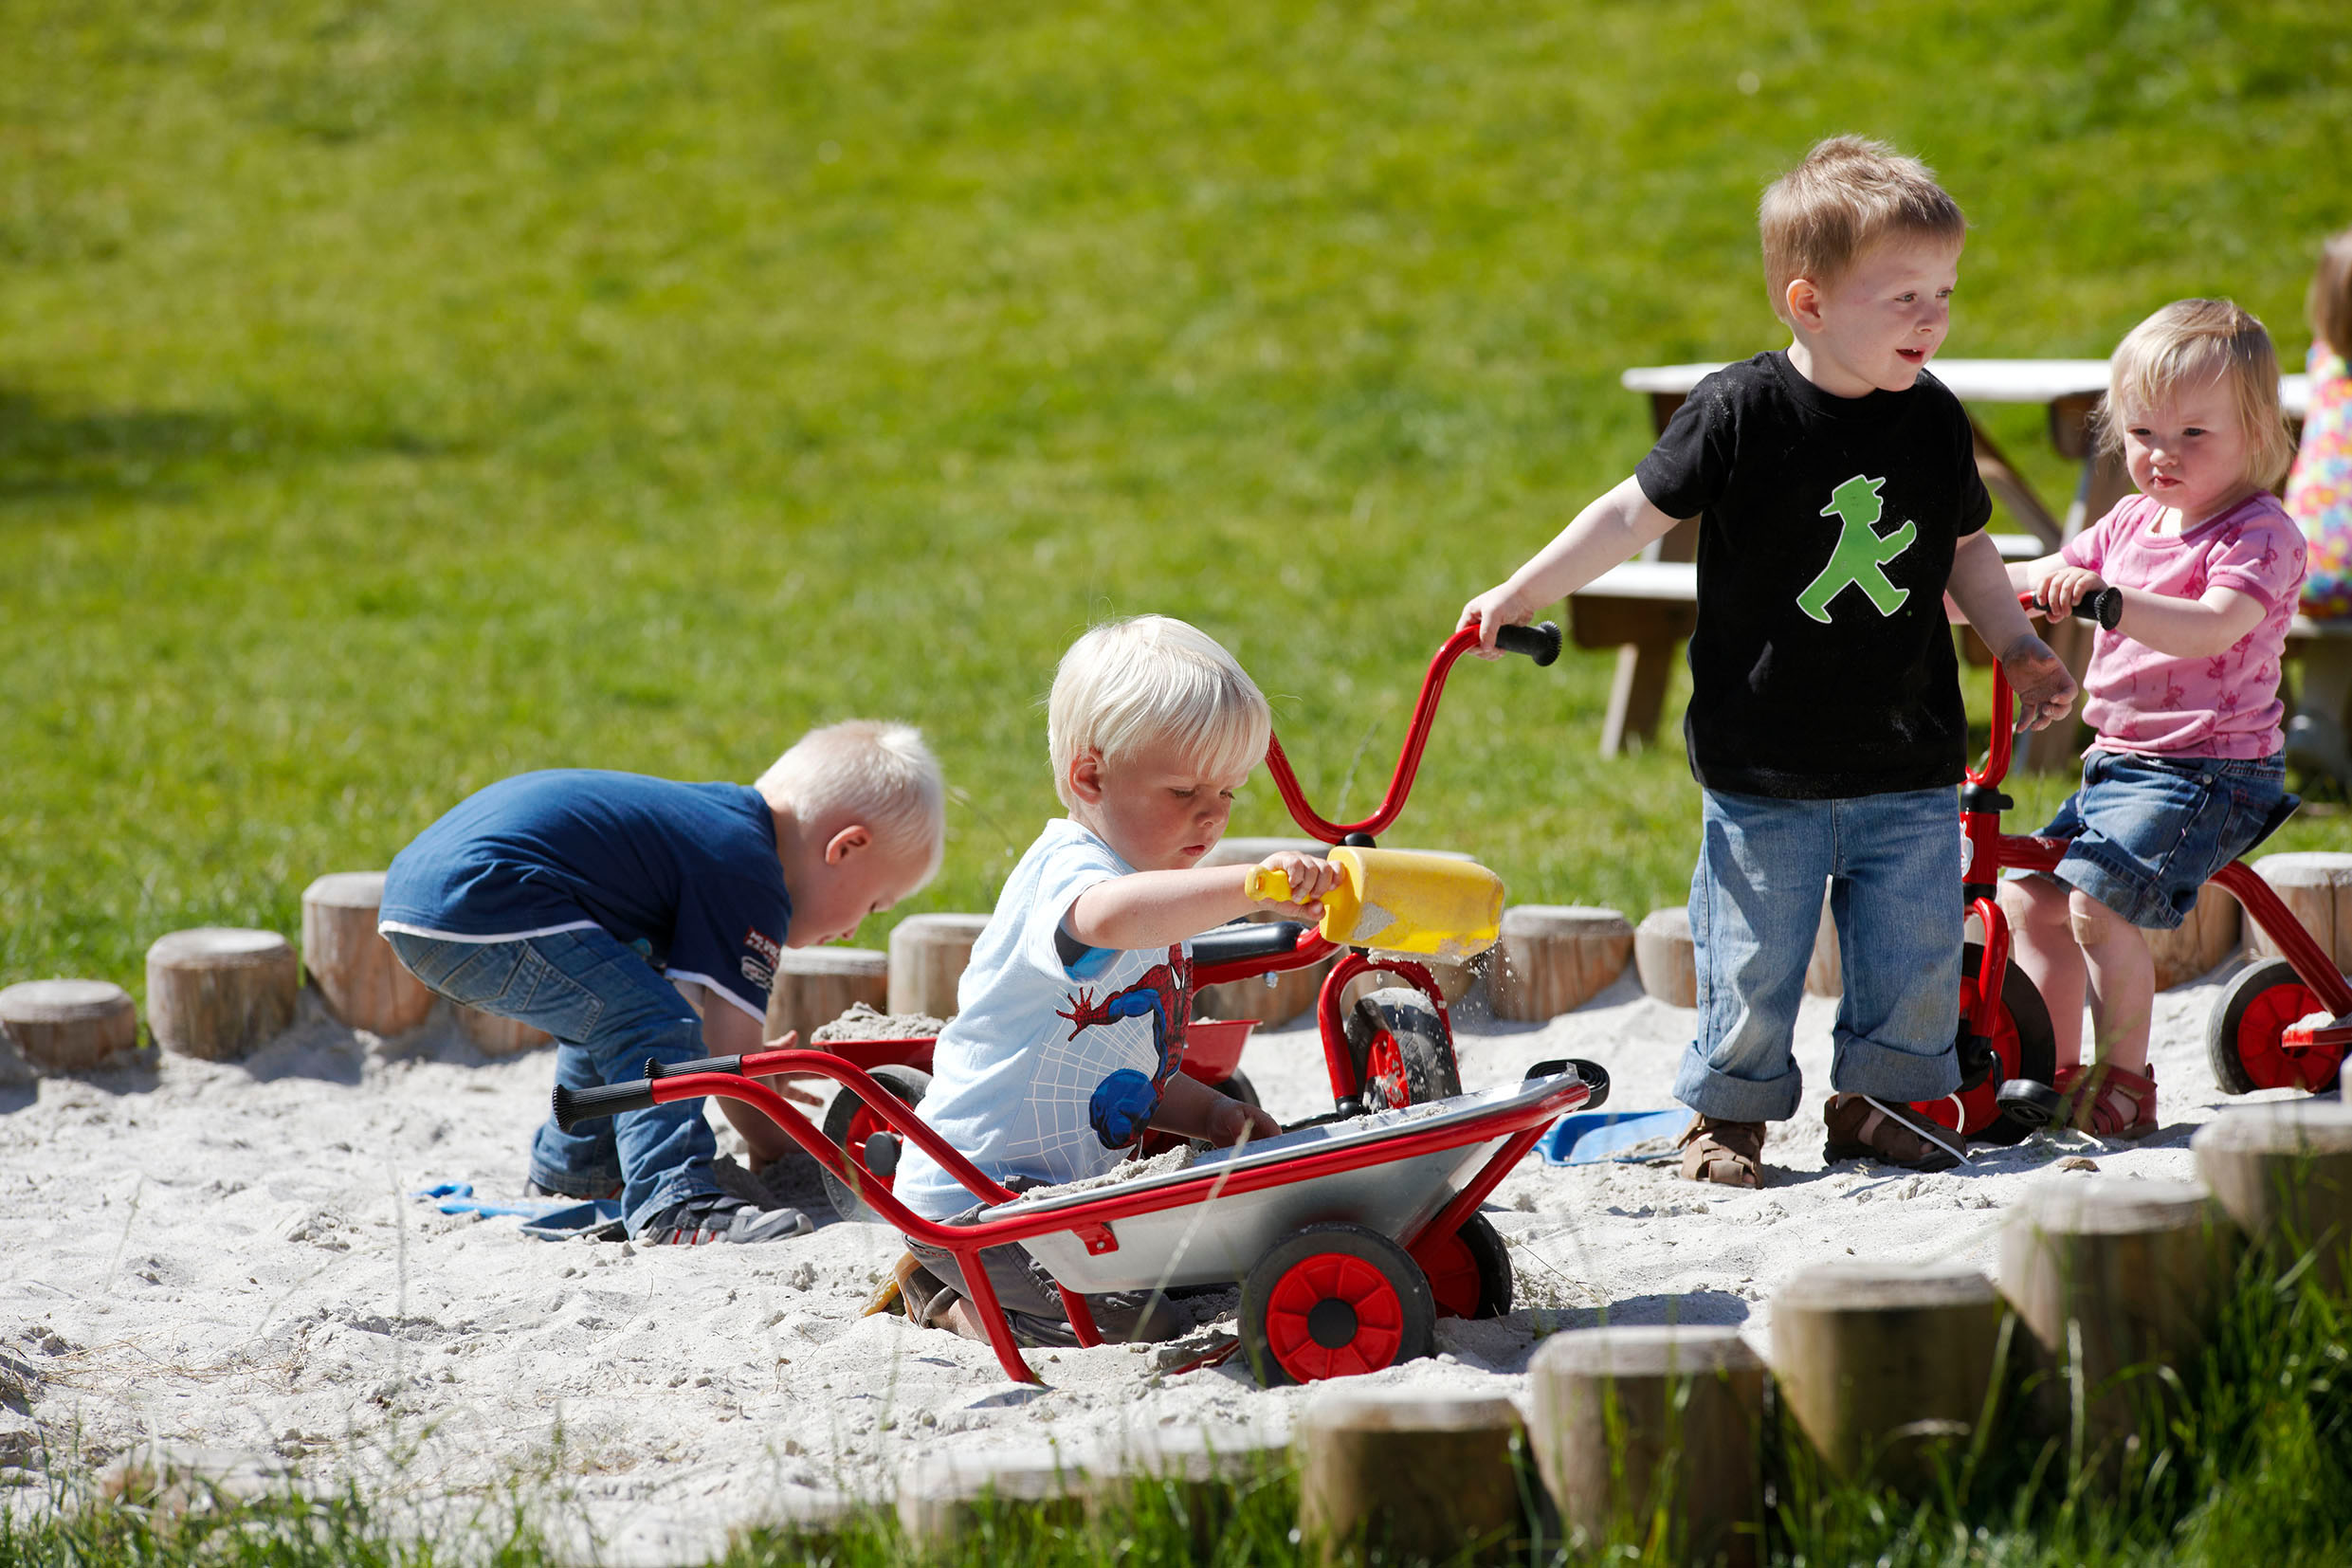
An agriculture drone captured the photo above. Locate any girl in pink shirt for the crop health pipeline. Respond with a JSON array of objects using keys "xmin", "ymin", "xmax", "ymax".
[{"xmin": 2004, "ymin": 299, "xmax": 2306, "ymax": 1138}]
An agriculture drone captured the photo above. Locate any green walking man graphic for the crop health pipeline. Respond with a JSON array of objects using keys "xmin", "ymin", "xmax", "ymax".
[{"xmin": 1796, "ymin": 474, "xmax": 1915, "ymax": 623}]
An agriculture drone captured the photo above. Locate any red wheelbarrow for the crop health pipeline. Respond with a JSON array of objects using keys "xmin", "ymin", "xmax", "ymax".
[{"xmin": 554, "ymin": 1054, "xmax": 1599, "ymax": 1386}]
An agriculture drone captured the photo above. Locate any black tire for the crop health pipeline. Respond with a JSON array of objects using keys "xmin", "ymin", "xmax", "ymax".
[
  {"xmin": 1412, "ymin": 1210, "xmax": 1514, "ymax": 1321},
  {"xmin": 2207, "ymin": 957, "xmax": 2343, "ymax": 1096},
  {"xmin": 1212, "ymin": 1069, "xmax": 1261, "ymax": 1108},
  {"xmin": 819, "ymin": 1064, "xmax": 930, "ymax": 1223},
  {"xmin": 1344, "ymin": 987, "xmax": 1463, "ymax": 1111},
  {"xmin": 1239, "ymin": 1221, "xmax": 1436, "ymax": 1386}
]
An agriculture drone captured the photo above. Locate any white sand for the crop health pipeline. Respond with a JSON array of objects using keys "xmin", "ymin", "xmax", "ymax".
[{"xmin": 0, "ymin": 965, "xmax": 2306, "ymax": 1560}]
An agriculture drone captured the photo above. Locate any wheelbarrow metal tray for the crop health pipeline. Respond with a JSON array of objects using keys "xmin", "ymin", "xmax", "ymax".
[{"xmin": 1004, "ymin": 1075, "xmax": 1581, "ymax": 1295}]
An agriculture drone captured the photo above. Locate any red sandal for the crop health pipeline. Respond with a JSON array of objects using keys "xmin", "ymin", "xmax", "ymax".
[{"xmin": 2054, "ymin": 1062, "xmax": 2159, "ymax": 1140}]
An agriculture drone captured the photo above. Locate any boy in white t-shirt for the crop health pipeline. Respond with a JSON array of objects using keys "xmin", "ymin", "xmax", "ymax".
[{"xmin": 892, "ymin": 615, "xmax": 1335, "ymax": 1345}]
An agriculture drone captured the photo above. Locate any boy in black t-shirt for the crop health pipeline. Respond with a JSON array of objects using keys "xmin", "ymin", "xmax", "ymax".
[{"xmin": 1459, "ymin": 137, "xmax": 2079, "ymax": 1186}]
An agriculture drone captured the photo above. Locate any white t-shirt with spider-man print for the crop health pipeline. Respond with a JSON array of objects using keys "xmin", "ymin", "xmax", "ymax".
[
  {"xmin": 2062, "ymin": 491, "xmax": 2306, "ymax": 758},
  {"xmin": 890, "ymin": 818, "xmax": 1194, "ymax": 1223}
]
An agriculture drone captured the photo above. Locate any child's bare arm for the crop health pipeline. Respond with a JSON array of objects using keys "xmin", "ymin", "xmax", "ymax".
[
  {"xmin": 1063, "ymin": 850, "xmax": 1340, "ymax": 953},
  {"xmin": 2105, "ymin": 585, "xmax": 2269, "ymax": 658},
  {"xmin": 1948, "ymin": 532, "xmax": 2079, "ymax": 731},
  {"xmin": 1149, "ymin": 1069, "xmax": 1282, "ymax": 1147},
  {"xmin": 1457, "ymin": 476, "xmax": 1683, "ymax": 656},
  {"xmin": 699, "ymin": 999, "xmax": 825, "ymax": 1172}
]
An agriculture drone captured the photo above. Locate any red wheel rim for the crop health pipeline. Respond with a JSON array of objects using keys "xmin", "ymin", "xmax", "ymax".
[
  {"xmin": 1265, "ymin": 1252, "xmax": 1406, "ymax": 1380},
  {"xmin": 1410, "ymin": 1227, "xmax": 1482, "ymax": 1320},
  {"xmin": 2236, "ymin": 979, "xmax": 2341, "ymax": 1091},
  {"xmin": 1365, "ymin": 1030, "xmax": 1408, "ymax": 1106},
  {"xmin": 846, "ymin": 1103, "xmax": 898, "ymax": 1191},
  {"xmin": 1928, "ymin": 970, "xmax": 2022, "ymax": 1137}
]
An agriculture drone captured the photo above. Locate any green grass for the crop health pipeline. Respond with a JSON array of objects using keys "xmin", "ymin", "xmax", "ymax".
[
  {"xmin": 7, "ymin": 1246, "xmax": 2349, "ymax": 1565},
  {"xmin": 4, "ymin": 0, "xmax": 2350, "ymax": 994}
]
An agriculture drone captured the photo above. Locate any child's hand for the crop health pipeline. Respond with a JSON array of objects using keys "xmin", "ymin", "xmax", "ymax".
[
  {"xmin": 2033, "ymin": 566, "xmax": 2106, "ymax": 621},
  {"xmin": 1251, "ymin": 850, "xmax": 1341, "ymax": 919},
  {"xmin": 1998, "ymin": 634, "xmax": 2081, "ymax": 733},
  {"xmin": 1457, "ymin": 584, "xmax": 1533, "ymax": 661},
  {"xmin": 1205, "ymin": 1094, "xmax": 1283, "ymax": 1150}
]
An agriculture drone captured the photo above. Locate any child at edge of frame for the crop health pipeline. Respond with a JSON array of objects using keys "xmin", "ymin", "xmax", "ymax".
[
  {"xmin": 2002, "ymin": 300, "xmax": 2307, "ymax": 1138},
  {"xmin": 377, "ymin": 720, "xmax": 947, "ymax": 1245},
  {"xmin": 889, "ymin": 614, "xmax": 1330, "ymax": 1347},
  {"xmin": 1457, "ymin": 134, "xmax": 2079, "ymax": 1189}
]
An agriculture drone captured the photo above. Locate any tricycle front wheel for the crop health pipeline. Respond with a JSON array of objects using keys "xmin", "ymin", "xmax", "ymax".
[
  {"xmin": 1241, "ymin": 1222, "xmax": 1436, "ymax": 1386},
  {"xmin": 1345, "ymin": 988, "xmax": 1462, "ymax": 1110}
]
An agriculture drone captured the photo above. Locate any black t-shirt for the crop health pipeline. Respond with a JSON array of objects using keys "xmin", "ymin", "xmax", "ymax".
[{"xmin": 1634, "ymin": 352, "xmax": 1991, "ymax": 798}]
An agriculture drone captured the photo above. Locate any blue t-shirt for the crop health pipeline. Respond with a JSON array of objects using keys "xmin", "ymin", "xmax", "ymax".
[
  {"xmin": 891, "ymin": 819, "xmax": 1194, "ymax": 1221},
  {"xmin": 378, "ymin": 770, "xmax": 792, "ymax": 1023}
]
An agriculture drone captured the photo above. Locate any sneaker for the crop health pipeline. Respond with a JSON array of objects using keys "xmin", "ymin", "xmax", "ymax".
[
  {"xmin": 636, "ymin": 1195, "xmax": 813, "ymax": 1246},
  {"xmin": 1822, "ymin": 1093, "xmax": 1968, "ymax": 1173}
]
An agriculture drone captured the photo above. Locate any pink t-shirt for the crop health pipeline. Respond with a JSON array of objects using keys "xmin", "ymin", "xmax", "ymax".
[{"xmin": 2061, "ymin": 490, "xmax": 2306, "ymax": 757}]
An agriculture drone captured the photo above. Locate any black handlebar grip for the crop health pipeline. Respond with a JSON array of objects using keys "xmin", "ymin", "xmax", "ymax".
[
  {"xmin": 552, "ymin": 1080, "xmax": 658, "ymax": 1132},
  {"xmin": 1494, "ymin": 620, "xmax": 1563, "ymax": 666},
  {"xmin": 646, "ymin": 1053, "xmax": 744, "ymax": 1081},
  {"xmin": 2078, "ymin": 588, "xmax": 2124, "ymax": 630}
]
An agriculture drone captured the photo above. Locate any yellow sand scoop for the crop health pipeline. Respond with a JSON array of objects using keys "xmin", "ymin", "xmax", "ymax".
[{"xmin": 1243, "ymin": 847, "xmax": 1504, "ymax": 962}]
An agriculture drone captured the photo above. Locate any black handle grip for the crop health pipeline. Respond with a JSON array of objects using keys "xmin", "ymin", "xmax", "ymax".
[
  {"xmin": 647, "ymin": 1053, "xmax": 744, "ymax": 1081},
  {"xmin": 2078, "ymin": 588, "xmax": 2124, "ymax": 629},
  {"xmin": 1494, "ymin": 620, "xmax": 1563, "ymax": 666},
  {"xmin": 552, "ymin": 1080, "xmax": 657, "ymax": 1131}
]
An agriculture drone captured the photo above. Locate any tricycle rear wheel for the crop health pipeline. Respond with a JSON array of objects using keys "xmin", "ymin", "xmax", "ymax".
[
  {"xmin": 2208, "ymin": 957, "xmax": 2343, "ymax": 1095},
  {"xmin": 819, "ymin": 1064, "xmax": 931, "ymax": 1223},
  {"xmin": 1345, "ymin": 988, "xmax": 1462, "ymax": 1110},
  {"xmin": 1241, "ymin": 1221, "xmax": 1436, "ymax": 1385}
]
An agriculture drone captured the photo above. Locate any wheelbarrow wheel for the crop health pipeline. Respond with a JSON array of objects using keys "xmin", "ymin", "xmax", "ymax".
[
  {"xmin": 2208, "ymin": 957, "xmax": 2343, "ymax": 1095},
  {"xmin": 1240, "ymin": 1221, "xmax": 1435, "ymax": 1386},
  {"xmin": 819, "ymin": 1064, "xmax": 930, "ymax": 1223},
  {"xmin": 1345, "ymin": 988, "xmax": 1462, "ymax": 1111},
  {"xmin": 1410, "ymin": 1210, "xmax": 1513, "ymax": 1321}
]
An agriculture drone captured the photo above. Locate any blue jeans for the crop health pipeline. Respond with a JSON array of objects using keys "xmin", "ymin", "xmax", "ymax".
[
  {"xmin": 1674, "ymin": 787, "xmax": 1963, "ymax": 1122},
  {"xmin": 385, "ymin": 927, "xmax": 722, "ymax": 1232},
  {"xmin": 2038, "ymin": 750, "xmax": 2291, "ymax": 930}
]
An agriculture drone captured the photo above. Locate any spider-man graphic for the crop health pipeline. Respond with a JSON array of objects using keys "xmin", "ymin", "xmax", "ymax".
[{"xmin": 1056, "ymin": 946, "xmax": 1192, "ymax": 1149}]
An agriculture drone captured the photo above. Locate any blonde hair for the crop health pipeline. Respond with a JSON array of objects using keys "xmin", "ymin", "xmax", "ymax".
[
  {"xmin": 1047, "ymin": 616, "xmax": 1271, "ymax": 809},
  {"xmin": 1759, "ymin": 136, "xmax": 1967, "ymax": 327},
  {"xmin": 756, "ymin": 720, "xmax": 947, "ymax": 879},
  {"xmin": 2103, "ymin": 299, "xmax": 2295, "ymax": 492},
  {"xmin": 2308, "ymin": 227, "xmax": 2352, "ymax": 358}
]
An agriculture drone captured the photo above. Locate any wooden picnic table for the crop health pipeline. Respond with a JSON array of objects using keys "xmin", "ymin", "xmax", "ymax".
[{"xmin": 1577, "ymin": 359, "xmax": 2317, "ymax": 765}]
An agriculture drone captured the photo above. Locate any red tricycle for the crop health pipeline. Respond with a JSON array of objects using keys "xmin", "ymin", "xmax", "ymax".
[
  {"xmin": 796, "ymin": 620, "xmax": 1568, "ymax": 1217},
  {"xmin": 1916, "ymin": 589, "xmax": 2352, "ymax": 1144}
]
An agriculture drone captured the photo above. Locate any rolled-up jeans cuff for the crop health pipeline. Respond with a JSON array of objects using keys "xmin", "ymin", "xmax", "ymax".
[
  {"xmin": 1671, "ymin": 1044, "xmax": 1800, "ymax": 1122},
  {"xmin": 1830, "ymin": 1030, "xmax": 1960, "ymax": 1103}
]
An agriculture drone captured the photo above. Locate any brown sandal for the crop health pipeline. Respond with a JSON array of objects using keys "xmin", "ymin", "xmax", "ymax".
[
  {"xmin": 1677, "ymin": 1115, "xmax": 1767, "ymax": 1189},
  {"xmin": 2058, "ymin": 1063, "xmax": 2158, "ymax": 1140}
]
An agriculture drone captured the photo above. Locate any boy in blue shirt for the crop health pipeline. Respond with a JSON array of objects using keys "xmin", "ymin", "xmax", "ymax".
[
  {"xmin": 892, "ymin": 616, "xmax": 1324, "ymax": 1345},
  {"xmin": 379, "ymin": 720, "xmax": 945, "ymax": 1244},
  {"xmin": 1459, "ymin": 137, "xmax": 2081, "ymax": 1186}
]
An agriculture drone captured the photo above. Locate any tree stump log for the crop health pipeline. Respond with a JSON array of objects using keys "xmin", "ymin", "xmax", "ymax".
[
  {"xmin": 1490, "ymin": 905, "xmax": 1634, "ymax": 1020},
  {"xmin": 1634, "ymin": 907, "xmax": 1698, "ymax": 1009},
  {"xmin": 1771, "ymin": 1262, "xmax": 2003, "ymax": 1488},
  {"xmin": 2146, "ymin": 884, "xmax": 2242, "ymax": 991},
  {"xmin": 146, "ymin": 929, "xmax": 299, "ymax": 1061},
  {"xmin": 766, "ymin": 946, "xmax": 890, "ymax": 1045},
  {"xmin": 1528, "ymin": 1324, "xmax": 1764, "ymax": 1568},
  {"xmin": 897, "ymin": 1446, "xmax": 1087, "ymax": 1550},
  {"xmin": 454, "ymin": 1005, "xmax": 552, "ymax": 1056},
  {"xmin": 1997, "ymin": 1177, "xmax": 2235, "ymax": 1464},
  {"xmin": 301, "ymin": 872, "xmax": 435, "ymax": 1036},
  {"xmin": 1086, "ymin": 1426, "xmax": 1284, "ymax": 1555},
  {"xmin": 1294, "ymin": 1389, "xmax": 1527, "ymax": 1567},
  {"xmin": 0, "ymin": 980, "xmax": 139, "ymax": 1071},
  {"xmin": 1805, "ymin": 893, "xmax": 1840, "ymax": 998},
  {"xmin": 2194, "ymin": 1102, "xmax": 2352, "ymax": 1297},
  {"xmin": 2245, "ymin": 852, "xmax": 2352, "ymax": 971},
  {"xmin": 887, "ymin": 914, "xmax": 993, "ymax": 1019}
]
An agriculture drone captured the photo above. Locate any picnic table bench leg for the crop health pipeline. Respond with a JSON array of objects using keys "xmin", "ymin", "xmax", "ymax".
[{"xmin": 1601, "ymin": 638, "xmax": 1677, "ymax": 758}]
